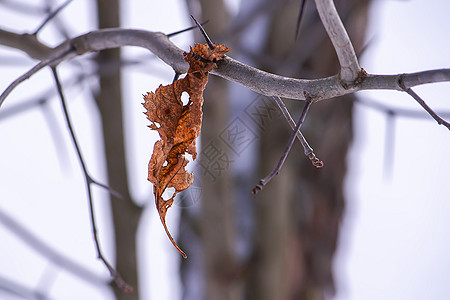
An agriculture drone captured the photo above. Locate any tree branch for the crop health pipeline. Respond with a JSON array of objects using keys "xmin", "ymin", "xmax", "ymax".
[
  {"xmin": 0, "ymin": 29, "xmax": 52, "ymax": 59},
  {"xmin": 314, "ymin": 0, "xmax": 360, "ymax": 82},
  {"xmin": 360, "ymin": 70, "xmax": 450, "ymax": 91},
  {"xmin": 0, "ymin": 29, "xmax": 449, "ymax": 108}
]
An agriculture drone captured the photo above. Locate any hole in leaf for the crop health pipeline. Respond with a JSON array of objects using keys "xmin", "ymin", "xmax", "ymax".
[
  {"xmin": 163, "ymin": 161, "xmax": 168, "ymax": 167},
  {"xmin": 161, "ymin": 187, "xmax": 176, "ymax": 200},
  {"xmin": 185, "ymin": 153, "xmax": 194, "ymax": 162},
  {"xmin": 153, "ymin": 122, "xmax": 161, "ymax": 129},
  {"xmin": 181, "ymin": 91, "xmax": 190, "ymax": 106}
]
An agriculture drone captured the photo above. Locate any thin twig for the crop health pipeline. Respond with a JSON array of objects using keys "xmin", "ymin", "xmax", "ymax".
[
  {"xmin": 272, "ymin": 96, "xmax": 323, "ymax": 167},
  {"xmin": 167, "ymin": 20, "xmax": 209, "ymax": 38},
  {"xmin": 0, "ymin": 71, "xmax": 91, "ymax": 120},
  {"xmin": 0, "ymin": 47, "xmax": 72, "ymax": 108},
  {"xmin": 252, "ymin": 96, "xmax": 314, "ymax": 194},
  {"xmin": 190, "ymin": 15, "xmax": 215, "ymax": 50},
  {"xmin": 0, "ymin": 60, "xmax": 52, "ymax": 108},
  {"xmin": 32, "ymin": 0, "xmax": 73, "ymax": 35},
  {"xmin": 50, "ymin": 67, "xmax": 131, "ymax": 293},
  {"xmin": 295, "ymin": 0, "xmax": 307, "ymax": 40},
  {"xmin": 398, "ymin": 75, "xmax": 450, "ymax": 130}
]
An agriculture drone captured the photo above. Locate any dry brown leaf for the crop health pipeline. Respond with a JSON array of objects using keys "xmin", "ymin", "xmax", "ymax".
[{"xmin": 143, "ymin": 43, "xmax": 229, "ymax": 258}]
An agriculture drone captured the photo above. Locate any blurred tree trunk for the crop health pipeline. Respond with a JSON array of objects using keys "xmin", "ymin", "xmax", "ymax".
[
  {"xmin": 180, "ymin": 0, "xmax": 241, "ymax": 300},
  {"xmin": 186, "ymin": 0, "xmax": 240, "ymax": 299},
  {"xmin": 95, "ymin": 1, "xmax": 142, "ymax": 299},
  {"xmin": 248, "ymin": 1, "xmax": 370, "ymax": 299},
  {"xmin": 180, "ymin": 1, "xmax": 370, "ymax": 300}
]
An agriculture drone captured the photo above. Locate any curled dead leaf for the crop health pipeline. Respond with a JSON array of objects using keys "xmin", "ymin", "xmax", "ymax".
[{"xmin": 143, "ymin": 43, "xmax": 229, "ymax": 258}]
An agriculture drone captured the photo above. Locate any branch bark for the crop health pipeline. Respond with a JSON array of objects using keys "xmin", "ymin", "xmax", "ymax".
[
  {"xmin": 1, "ymin": 28, "xmax": 450, "ymax": 108},
  {"xmin": 314, "ymin": 0, "xmax": 360, "ymax": 82},
  {"xmin": 0, "ymin": 29, "xmax": 51, "ymax": 59}
]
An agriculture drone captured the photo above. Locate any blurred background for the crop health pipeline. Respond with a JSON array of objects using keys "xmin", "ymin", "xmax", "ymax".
[{"xmin": 0, "ymin": 0, "xmax": 449, "ymax": 299}]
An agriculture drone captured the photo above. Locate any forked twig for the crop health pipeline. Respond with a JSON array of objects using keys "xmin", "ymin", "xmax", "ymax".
[
  {"xmin": 50, "ymin": 67, "xmax": 131, "ymax": 293},
  {"xmin": 272, "ymin": 96, "xmax": 323, "ymax": 168},
  {"xmin": 252, "ymin": 96, "xmax": 314, "ymax": 194},
  {"xmin": 398, "ymin": 75, "xmax": 450, "ymax": 130}
]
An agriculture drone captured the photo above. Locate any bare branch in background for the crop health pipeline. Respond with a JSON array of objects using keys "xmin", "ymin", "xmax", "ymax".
[
  {"xmin": 51, "ymin": 67, "xmax": 131, "ymax": 293},
  {"xmin": 0, "ymin": 208, "xmax": 106, "ymax": 286},
  {"xmin": 356, "ymin": 98, "xmax": 450, "ymax": 120},
  {"xmin": 32, "ymin": 0, "xmax": 73, "ymax": 35},
  {"xmin": 0, "ymin": 273, "xmax": 52, "ymax": 300},
  {"xmin": 295, "ymin": 0, "xmax": 307, "ymax": 40},
  {"xmin": 0, "ymin": 47, "xmax": 72, "ymax": 107},
  {"xmin": 383, "ymin": 111, "xmax": 396, "ymax": 179},
  {"xmin": 0, "ymin": 0, "xmax": 47, "ymax": 15},
  {"xmin": 0, "ymin": 94, "xmax": 70, "ymax": 168},
  {"xmin": 356, "ymin": 97, "xmax": 450, "ymax": 178}
]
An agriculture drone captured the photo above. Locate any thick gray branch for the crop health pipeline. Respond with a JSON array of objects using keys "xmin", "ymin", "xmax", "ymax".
[
  {"xmin": 1, "ymin": 28, "xmax": 449, "ymax": 107},
  {"xmin": 315, "ymin": 0, "xmax": 360, "ymax": 82},
  {"xmin": 0, "ymin": 29, "xmax": 52, "ymax": 59}
]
